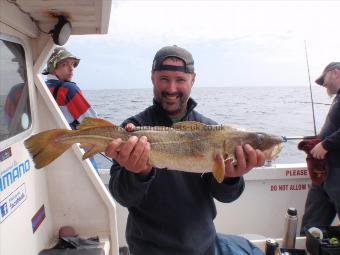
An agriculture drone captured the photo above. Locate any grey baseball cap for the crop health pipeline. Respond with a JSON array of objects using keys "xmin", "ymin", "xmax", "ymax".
[
  {"xmin": 152, "ymin": 45, "xmax": 194, "ymax": 73},
  {"xmin": 315, "ymin": 62, "xmax": 340, "ymax": 86}
]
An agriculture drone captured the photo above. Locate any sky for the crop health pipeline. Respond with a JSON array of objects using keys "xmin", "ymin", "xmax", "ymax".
[{"xmin": 65, "ymin": 1, "xmax": 340, "ymax": 90}]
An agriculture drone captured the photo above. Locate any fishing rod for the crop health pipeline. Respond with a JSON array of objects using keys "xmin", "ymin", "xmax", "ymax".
[
  {"xmin": 282, "ymin": 135, "xmax": 316, "ymax": 141},
  {"xmin": 295, "ymin": 101, "xmax": 330, "ymax": 106},
  {"xmin": 99, "ymin": 152, "xmax": 113, "ymax": 163},
  {"xmin": 304, "ymin": 40, "xmax": 318, "ymax": 137},
  {"xmin": 283, "ymin": 41, "xmax": 318, "ymax": 142}
]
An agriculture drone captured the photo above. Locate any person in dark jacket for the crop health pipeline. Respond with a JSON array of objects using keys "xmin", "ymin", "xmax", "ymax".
[
  {"xmin": 301, "ymin": 62, "xmax": 340, "ymax": 233},
  {"xmin": 105, "ymin": 45, "xmax": 265, "ymax": 255}
]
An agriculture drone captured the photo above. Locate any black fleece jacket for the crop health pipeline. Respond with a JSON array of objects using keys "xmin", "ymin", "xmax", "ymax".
[
  {"xmin": 109, "ymin": 98, "xmax": 245, "ymax": 255},
  {"xmin": 319, "ymin": 91, "xmax": 340, "ymax": 168}
]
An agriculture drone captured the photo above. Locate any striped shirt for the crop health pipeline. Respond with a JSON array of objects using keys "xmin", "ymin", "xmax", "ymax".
[{"xmin": 46, "ymin": 75, "xmax": 97, "ymax": 129}]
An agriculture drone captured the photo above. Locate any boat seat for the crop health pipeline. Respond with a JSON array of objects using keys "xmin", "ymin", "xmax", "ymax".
[{"xmin": 38, "ymin": 236, "xmax": 108, "ymax": 255}]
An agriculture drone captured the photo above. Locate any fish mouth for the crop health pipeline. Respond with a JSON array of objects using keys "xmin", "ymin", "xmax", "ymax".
[{"xmin": 263, "ymin": 143, "xmax": 283, "ymax": 160}]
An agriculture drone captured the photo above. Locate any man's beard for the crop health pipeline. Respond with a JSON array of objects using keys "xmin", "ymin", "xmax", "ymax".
[{"xmin": 327, "ymin": 87, "xmax": 337, "ymax": 97}]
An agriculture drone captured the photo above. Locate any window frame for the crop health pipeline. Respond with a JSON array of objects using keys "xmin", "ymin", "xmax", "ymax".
[{"xmin": 0, "ymin": 32, "xmax": 34, "ymax": 149}]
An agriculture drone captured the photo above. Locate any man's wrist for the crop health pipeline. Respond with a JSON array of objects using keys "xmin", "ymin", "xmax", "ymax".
[
  {"xmin": 136, "ymin": 167, "xmax": 153, "ymax": 181},
  {"xmin": 222, "ymin": 177, "xmax": 241, "ymax": 185}
]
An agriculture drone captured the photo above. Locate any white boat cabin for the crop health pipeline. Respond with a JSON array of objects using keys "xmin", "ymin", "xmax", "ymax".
[{"xmin": 1, "ymin": 1, "xmax": 117, "ymax": 255}]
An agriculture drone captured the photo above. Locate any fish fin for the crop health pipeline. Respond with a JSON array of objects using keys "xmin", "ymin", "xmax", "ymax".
[
  {"xmin": 78, "ymin": 117, "xmax": 116, "ymax": 130},
  {"xmin": 172, "ymin": 121, "xmax": 207, "ymax": 130},
  {"xmin": 79, "ymin": 143, "xmax": 88, "ymax": 149},
  {"xmin": 81, "ymin": 143, "xmax": 107, "ymax": 159},
  {"xmin": 212, "ymin": 153, "xmax": 225, "ymax": 183},
  {"xmin": 24, "ymin": 129, "xmax": 73, "ymax": 169},
  {"xmin": 83, "ymin": 150, "xmax": 95, "ymax": 159},
  {"xmin": 223, "ymin": 140, "xmax": 235, "ymax": 161},
  {"xmin": 82, "ymin": 146, "xmax": 102, "ymax": 159}
]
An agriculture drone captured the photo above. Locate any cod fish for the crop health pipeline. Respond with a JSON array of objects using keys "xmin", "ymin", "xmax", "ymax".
[{"xmin": 24, "ymin": 117, "xmax": 283, "ymax": 183}]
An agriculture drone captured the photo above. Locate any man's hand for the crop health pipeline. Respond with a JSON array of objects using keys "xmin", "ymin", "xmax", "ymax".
[
  {"xmin": 311, "ymin": 142, "xmax": 328, "ymax": 159},
  {"xmin": 105, "ymin": 123, "xmax": 152, "ymax": 175},
  {"xmin": 223, "ymin": 144, "xmax": 265, "ymax": 178}
]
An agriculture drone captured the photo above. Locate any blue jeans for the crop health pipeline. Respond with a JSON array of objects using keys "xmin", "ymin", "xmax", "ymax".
[{"xmin": 215, "ymin": 234, "xmax": 264, "ymax": 255}]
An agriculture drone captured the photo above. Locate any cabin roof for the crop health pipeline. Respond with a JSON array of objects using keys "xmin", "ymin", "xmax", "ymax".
[{"xmin": 2, "ymin": 0, "xmax": 111, "ymax": 36}]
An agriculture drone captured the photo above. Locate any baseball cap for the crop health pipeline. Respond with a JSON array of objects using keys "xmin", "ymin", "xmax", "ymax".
[
  {"xmin": 42, "ymin": 47, "xmax": 80, "ymax": 75},
  {"xmin": 152, "ymin": 45, "xmax": 194, "ymax": 73},
  {"xmin": 315, "ymin": 62, "xmax": 340, "ymax": 86}
]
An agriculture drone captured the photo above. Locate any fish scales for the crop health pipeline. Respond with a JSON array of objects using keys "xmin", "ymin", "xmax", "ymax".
[{"xmin": 145, "ymin": 130, "xmax": 215, "ymax": 171}]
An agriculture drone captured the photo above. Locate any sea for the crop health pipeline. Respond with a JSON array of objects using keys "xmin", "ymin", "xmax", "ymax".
[{"xmin": 84, "ymin": 86, "xmax": 333, "ymax": 169}]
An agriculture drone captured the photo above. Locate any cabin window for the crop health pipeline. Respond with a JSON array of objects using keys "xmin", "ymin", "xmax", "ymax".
[{"xmin": 0, "ymin": 39, "xmax": 31, "ymax": 142}]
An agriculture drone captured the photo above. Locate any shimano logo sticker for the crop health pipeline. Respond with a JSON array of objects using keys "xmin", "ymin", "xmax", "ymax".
[{"xmin": 0, "ymin": 159, "xmax": 30, "ymax": 193}]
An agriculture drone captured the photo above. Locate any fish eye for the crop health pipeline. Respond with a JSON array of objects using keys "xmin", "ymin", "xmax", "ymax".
[{"xmin": 256, "ymin": 133, "xmax": 265, "ymax": 145}]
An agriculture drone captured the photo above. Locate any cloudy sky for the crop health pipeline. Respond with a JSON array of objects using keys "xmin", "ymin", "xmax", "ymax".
[{"xmin": 65, "ymin": 1, "xmax": 340, "ymax": 90}]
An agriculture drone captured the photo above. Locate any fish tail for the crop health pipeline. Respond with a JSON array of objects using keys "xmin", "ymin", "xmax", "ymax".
[{"xmin": 24, "ymin": 129, "xmax": 74, "ymax": 169}]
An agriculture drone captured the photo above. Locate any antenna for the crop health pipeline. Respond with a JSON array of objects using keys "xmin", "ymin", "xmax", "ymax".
[{"xmin": 304, "ymin": 40, "xmax": 317, "ymax": 137}]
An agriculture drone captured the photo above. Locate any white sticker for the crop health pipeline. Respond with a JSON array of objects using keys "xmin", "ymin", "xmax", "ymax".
[{"xmin": 0, "ymin": 184, "xmax": 27, "ymax": 223}]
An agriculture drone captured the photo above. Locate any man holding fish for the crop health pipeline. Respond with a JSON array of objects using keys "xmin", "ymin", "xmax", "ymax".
[
  {"xmin": 105, "ymin": 46, "xmax": 268, "ymax": 255},
  {"xmin": 25, "ymin": 45, "xmax": 282, "ymax": 253}
]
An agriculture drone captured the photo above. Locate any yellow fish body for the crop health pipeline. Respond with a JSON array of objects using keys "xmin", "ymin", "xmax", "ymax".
[{"xmin": 24, "ymin": 118, "xmax": 283, "ymax": 183}]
